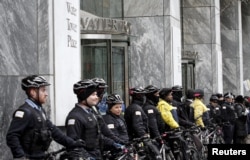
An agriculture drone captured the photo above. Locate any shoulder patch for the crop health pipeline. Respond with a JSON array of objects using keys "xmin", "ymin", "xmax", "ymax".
[
  {"xmin": 68, "ymin": 119, "xmax": 75, "ymax": 125},
  {"xmin": 172, "ymin": 107, "xmax": 177, "ymax": 110},
  {"xmin": 107, "ymin": 124, "xmax": 115, "ymax": 129},
  {"xmin": 215, "ymin": 107, "xmax": 219, "ymax": 110},
  {"xmin": 222, "ymin": 106, "xmax": 226, "ymax": 109},
  {"xmin": 148, "ymin": 109, "xmax": 154, "ymax": 114},
  {"xmin": 135, "ymin": 111, "xmax": 141, "ymax": 115},
  {"xmin": 15, "ymin": 111, "xmax": 24, "ymax": 118}
]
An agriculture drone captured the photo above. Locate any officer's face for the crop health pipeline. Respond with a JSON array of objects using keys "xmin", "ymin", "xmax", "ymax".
[
  {"xmin": 30, "ymin": 86, "xmax": 48, "ymax": 104},
  {"xmin": 110, "ymin": 103, "xmax": 122, "ymax": 116},
  {"xmin": 86, "ymin": 91, "xmax": 99, "ymax": 106}
]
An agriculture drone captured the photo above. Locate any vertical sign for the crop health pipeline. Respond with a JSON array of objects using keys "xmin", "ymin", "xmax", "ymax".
[{"xmin": 54, "ymin": 0, "xmax": 80, "ymax": 125}]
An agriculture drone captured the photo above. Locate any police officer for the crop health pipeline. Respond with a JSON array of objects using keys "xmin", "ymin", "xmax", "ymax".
[
  {"xmin": 233, "ymin": 95, "xmax": 248, "ymax": 144},
  {"xmin": 6, "ymin": 75, "xmax": 83, "ymax": 160},
  {"xmin": 206, "ymin": 95, "xmax": 221, "ymax": 125},
  {"xmin": 143, "ymin": 85, "xmax": 165, "ymax": 139},
  {"xmin": 191, "ymin": 89, "xmax": 208, "ymax": 128},
  {"xmin": 91, "ymin": 78, "xmax": 126, "ymax": 145},
  {"xmin": 157, "ymin": 88, "xmax": 179, "ymax": 130},
  {"xmin": 124, "ymin": 87, "xmax": 149, "ymax": 140},
  {"xmin": 65, "ymin": 79, "xmax": 121, "ymax": 160},
  {"xmin": 103, "ymin": 94, "xmax": 129, "ymax": 143},
  {"xmin": 220, "ymin": 92, "xmax": 236, "ymax": 144},
  {"xmin": 172, "ymin": 86, "xmax": 195, "ymax": 128}
]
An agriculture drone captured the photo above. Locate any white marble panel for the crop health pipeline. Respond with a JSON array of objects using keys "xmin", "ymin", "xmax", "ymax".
[
  {"xmin": 164, "ymin": 0, "xmax": 180, "ymax": 19},
  {"xmin": 183, "ymin": 0, "xmax": 212, "ymax": 7},
  {"xmin": 125, "ymin": 16, "xmax": 165, "ymax": 88},
  {"xmin": 183, "ymin": 7, "xmax": 211, "ymax": 44},
  {"xmin": 0, "ymin": 0, "xmax": 38, "ymax": 75},
  {"xmin": 223, "ymin": 58, "xmax": 238, "ymax": 94},
  {"xmin": 124, "ymin": 0, "xmax": 163, "ymax": 17}
]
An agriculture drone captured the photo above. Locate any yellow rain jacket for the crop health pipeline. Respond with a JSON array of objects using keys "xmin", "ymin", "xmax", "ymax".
[
  {"xmin": 157, "ymin": 99, "xmax": 179, "ymax": 129},
  {"xmin": 191, "ymin": 98, "xmax": 208, "ymax": 128}
]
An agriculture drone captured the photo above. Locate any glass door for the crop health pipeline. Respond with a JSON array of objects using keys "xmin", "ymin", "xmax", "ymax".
[{"xmin": 81, "ymin": 35, "xmax": 129, "ymax": 106}]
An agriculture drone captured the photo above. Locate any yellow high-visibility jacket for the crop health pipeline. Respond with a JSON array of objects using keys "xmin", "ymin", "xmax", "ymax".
[
  {"xmin": 157, "ymin": 99, "xmax": 179, "ymax": 129},
  {"xmin": 191, "ymin": 98, "xmax": 208, "ymax": 128}
]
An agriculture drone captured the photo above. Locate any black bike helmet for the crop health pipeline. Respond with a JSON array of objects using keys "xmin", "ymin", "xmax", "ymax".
[
  {"xmin": 92, "ymin": 77, "xmax": 108, "ymax": 88},
  {"xmin": 129, "ymin": 87, "xmax": 146, "ymax": 96},
  {"xmin": 171, "ymin": 85, "xmax": 183, "ymax": 91},
  {"xmin": 159, "ymin": 88, "xmax": 172, "ymax": 99},
  {"xmin": 144, "ymin": 85, "xmax": 160, "ymax": 94},
  {"xmin": 193, "ymin": 89, "xmax": 204, "ymax": 98},
  {"xmin": 106, "ymin": 94, "xmax": 124, "ymax": 104},
  {"xmin": 210, "ymin": 95, "xmax": 218, "ymax": 102},
  {"xmin": 21, "ymin": 75, "xmax": 50, "ymax": 90},
  {"xmin": 73, "ymin": 79, "xmax": 97, "ymax": 101}
]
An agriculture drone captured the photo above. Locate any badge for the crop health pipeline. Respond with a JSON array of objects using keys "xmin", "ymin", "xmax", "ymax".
[
  {"xmin": 148, "ymin": 109, "xmax": 154, "ymax": 114},
  {"xmin": 15, "ymin": 111, "xmax": 24, "ymax": 118},
  {"xmin": 107, "ymin": 124, "xmax": 115, "ymax": 129},
  {"xmin": 68, "ymin": 119, "xmax": 75, "ymax": 125},
  {"xmin": 135, "ymin": 111, "xmax": 141, "ymax": 115}
]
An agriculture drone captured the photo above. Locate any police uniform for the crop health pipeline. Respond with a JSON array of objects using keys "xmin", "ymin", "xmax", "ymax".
[
  {"xmin": 220, "ymin": 102, "xmax": 236, "ymax": 144},
  {"xmin": 103, "ymin": 112, "xmax": 129, "ymax": 143},
  {"xmin": 6, "ymin": 99, "xmax": 77, "ymax": 159},
  {"xmin": 143, "ymin": 100, "xmax": 165, "ymax": 138},
  {"xmin": 66, "ymin": 104, "xmax": 103, "ymax": 159},
  {"xmin": 124, "ymin": 100, "xmax": 149, "ymax": 140}
]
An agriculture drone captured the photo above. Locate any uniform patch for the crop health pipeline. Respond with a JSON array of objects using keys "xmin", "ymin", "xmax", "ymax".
[
  {"xmin": 107, "ymin": 124, "xmax": 115, "ymax": 129},
  {"xmin": 148, "ymin": 109, "xmax": 154, "ymax": 114},
  {"xmin": 172, "ymin": 107, "xmax": 177, "ymax": 110},
  {"xmin": 68, "ymin": 119, "xmax": 75, "ymax": 125},
  {"xmin": 215, "ymin": 107, "xmax": 219, "ymax": 110},
  {"xmin": 135, "ymin": 111, "xmax": 141, "ymax": 115},
  {"xmin": 15, "ymin": 111, "xmax": 24, "ymax": 118},
  {"xmin": 222, "ymin": 106, "xmax": 226, "ymax": 109},
  {"xmin": 207, "ymin": 108, "xmax": 210, "ymax": 111}
]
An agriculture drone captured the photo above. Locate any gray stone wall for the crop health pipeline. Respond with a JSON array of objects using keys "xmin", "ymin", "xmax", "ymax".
[
  {"xmin": 221, "ymin": 0, "xmax": 242, "ymax": 95},
  {"xmin": 0, "ymin": 0, "xmax": 51, "ymax": 159},
  {"xmin": 242, "ymin": 2, "xmax": 250, "ymax": 96},
  {"xmin": 124, "ymin": 0, "xmax": 181, "ymax": 88},
  {"xmin": 182, "ymin": 0, "xmax": 222, "ymax": 100}
]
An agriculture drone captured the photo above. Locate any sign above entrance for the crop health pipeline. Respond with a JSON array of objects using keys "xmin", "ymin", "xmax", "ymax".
[{"xmin": 80, "ymin": 11, "xmax": 131, "ymax": 35}]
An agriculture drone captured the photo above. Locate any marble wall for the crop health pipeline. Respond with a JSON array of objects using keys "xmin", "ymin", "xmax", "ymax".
[
  {"xmin": 182, "ymin": 0, "xmax": 222, "ymax": 100},
  {"xmin": 124, "ymin": 0, "xmax": 181, "ymax": 88},
  {"xmin": 220, "ymin": 0, "xmax": 242, "ymax": 95},
  {"xmin": 242, "ymin": 2, "xmax": 250, "ymax": 96},
  {"xmin": 0, "ymin": 0, "xmax": 51, "ymax": 159}
]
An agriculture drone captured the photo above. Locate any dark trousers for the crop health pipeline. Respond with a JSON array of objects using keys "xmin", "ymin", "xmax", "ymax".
[{"xmin": 223, "ymin": 124, "xmax": 234, "ymax": 144}]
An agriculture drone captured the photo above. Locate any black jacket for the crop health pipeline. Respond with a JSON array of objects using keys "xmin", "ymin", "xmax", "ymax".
[
  {"xmin": 103, "ymin": 112, "xmax": 129, "ymax": 143},
  {"xmin": 234, "ymin": 103, "xmax": 248, "ymax": 136},
  {"xmin": 7, "ymin": 101, "xmax": 76, "ymax": 158},
  {"xmin": 142, "ymin": 100, "xmax": 165, "ymax": 138},
  {"xmin": 220, "ymin": 102, "xmax": 236, "ymax": 125},
  {"xmin": 124, "ymin": 100, "xmax": 148, "ymax": 140}
]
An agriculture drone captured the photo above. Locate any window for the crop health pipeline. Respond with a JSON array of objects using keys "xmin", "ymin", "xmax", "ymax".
[
  {"xmin": 81, "ymin": 35, "xmax": 129, "ymax": 105},
  {"xmin": 182, "ymin": 60, "xmax": 195, "ymax": 94}
]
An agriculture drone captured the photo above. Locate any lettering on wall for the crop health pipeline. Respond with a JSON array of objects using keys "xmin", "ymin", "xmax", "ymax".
[
  {"xmin": 80, "ymin": 17, "xmax": 131, "ymax": 35},
  {"xmin": 182, "ymin": 50, "xmax": 200, "ymax": 60},
  {"xmin": 66, "ymin": 1, "xmax": 78, "ymax": 48}
]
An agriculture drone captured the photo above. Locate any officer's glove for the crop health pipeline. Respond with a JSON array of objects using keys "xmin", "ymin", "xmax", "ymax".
[
  {"xmin": 69, "ymin": 139, "xmax": 85, "ymax": 149},
  {"xmin": 113, "ymin": 143, "xmax": 125, "ymax": 150}
]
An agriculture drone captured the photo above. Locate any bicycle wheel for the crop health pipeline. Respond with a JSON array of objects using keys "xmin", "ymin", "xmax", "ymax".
[
  {"xmin": 189, "ymin": 146, "xmax": 200, "ymax": 160},
  {"xmin": 165, "ymin": 151, "xmax": 175, "ymax": 160}
]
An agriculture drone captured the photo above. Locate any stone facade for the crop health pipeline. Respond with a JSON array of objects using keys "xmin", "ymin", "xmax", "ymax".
[{"xmin": 1, "ymin": 0, "xmax": 250, "ymax": 159}]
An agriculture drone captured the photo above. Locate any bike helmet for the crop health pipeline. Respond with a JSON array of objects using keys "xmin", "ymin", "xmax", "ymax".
[
  {"xmin": 210, "ymin": 95, "xmax": 218, "ymax": 102},
  {"xmin": 106, "ymin": 94, "xmax": 124, "ymax": 104},
  {"xmin": 92, "ymin": 77, "xmax": 108, "ymax": 88},
  {"xmin": 171, "ymin": 85, "xmax": 183, "ymax": 91},
  {"xmin": 159, "ymin": 88, "xmax": 172, "ymax": 99},
  {"xmin": 73, "ymin": 79, "xmax": 98, "ymax": 101},
  {"xmin": 224, "ymin": 92, "xmax": 234, "ymax": 99},
  {"xmin": 193, "ymin": 89, "xmax": 204, "ymax": 97},
  {"xmin": 129, "ymin": 87, "xmax": 146, "ymax": 96},
  {"xmin": 21, "ymin": 75, "xmax": 50, "ymax": 90},
  {"xmin": 144, "ymin": 85, "xmax": 160, "ymax": 94},
  {"xmin": 186, "ymin": 89, "xmax": 194, "ymax": 99}
]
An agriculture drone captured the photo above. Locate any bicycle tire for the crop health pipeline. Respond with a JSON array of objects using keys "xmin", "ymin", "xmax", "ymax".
[
  {"xmin": 189, "ymin": 146, "xmax": 200, "ymax": 160},
  {"xmin": 216, "ymin": 136, "xmax": 225, "ymax": 144}
]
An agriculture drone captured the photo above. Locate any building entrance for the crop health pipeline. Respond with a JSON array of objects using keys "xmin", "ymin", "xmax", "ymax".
[{"xmin": 81, "ymin": 34, "xmax": 129, "ymax": 105}]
